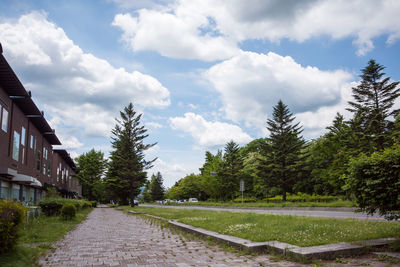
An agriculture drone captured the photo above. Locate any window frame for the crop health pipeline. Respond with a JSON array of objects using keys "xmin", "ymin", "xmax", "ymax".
[
  {"xmin": 1, "ymin": 107, "xmax": 8, "ymax": 132},
  {"xmin": 12, "ymin": 130, "xmax": 20, "ymax": 161}
]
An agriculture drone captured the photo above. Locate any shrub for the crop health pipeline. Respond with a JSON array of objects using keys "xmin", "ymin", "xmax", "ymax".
[
  {"xmin": 345, "ymin": 144, "xmax": 400, "ymax": 220},
  {"xmin": 233, "ymin": 197, "xmax": 257, "ymax": 203},
  {"xmin": 89, "ymin": 201, "xmax": 97, "ymax": 208},
  {"xmin": 45, "ymin": 187, "xmax": 60, "ymax": 198},
  {"xmin": 38, "ymin": 198, "xmax": 64, "ymax": 216},
  {"xmin": 265, "ymin": 193, "xmax": 339, "ymax": 203},
  {"xmin": 0, "ymin": 200, "xmax": 27, "ymax": 253},
  {"xmin": 39, "ymin": 198, "xmax": 91, "ymax": 216},
  {"xmin": 60, "ymin": 203, "xmax": 76, "ymax": 220}
]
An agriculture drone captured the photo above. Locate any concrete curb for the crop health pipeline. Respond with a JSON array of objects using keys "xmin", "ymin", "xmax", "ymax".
[
  {"xmin": 127, "ymin": 209, "xmax": 396, "ymax": 260},
  {"xmin": 146, "ymin": 204, "xmax": 357, "ymax": 212},
  {"xmin": 169, "ymin": 220, "xmax": 396, "ymax": 260}
]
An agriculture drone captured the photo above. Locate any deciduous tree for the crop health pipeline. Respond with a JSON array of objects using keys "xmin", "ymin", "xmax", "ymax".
[
  {"xmin": 75, "ymin": 149, "xmax": 107, "ymax": 201},
  {"xmin": 149, "ymin": 172, "xmax": 165, "ymax": 201}
]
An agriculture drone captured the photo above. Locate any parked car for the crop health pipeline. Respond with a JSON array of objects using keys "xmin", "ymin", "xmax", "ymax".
[
  {"xmin": 188, "ymin": 198, "xmax": 198, "ymax": 202},
  {"xmin": 163, "ymin": 199, "xmax": 171, "ymax": 204}
]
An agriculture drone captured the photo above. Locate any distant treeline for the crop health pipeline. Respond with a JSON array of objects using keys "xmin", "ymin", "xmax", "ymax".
[{"xmin": 166, "ymin": 60, "xmax": 400, "ymax": 219}]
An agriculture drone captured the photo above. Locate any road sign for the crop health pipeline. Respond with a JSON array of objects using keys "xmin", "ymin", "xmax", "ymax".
[{"xmin": 240, "ymin": 180, "xmax": 244, "ymax": 192}]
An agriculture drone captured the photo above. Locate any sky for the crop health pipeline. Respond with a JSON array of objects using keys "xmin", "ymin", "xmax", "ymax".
[{"xmin": 1, "ymin": 0, "xmax": 399, "ymax": 188}]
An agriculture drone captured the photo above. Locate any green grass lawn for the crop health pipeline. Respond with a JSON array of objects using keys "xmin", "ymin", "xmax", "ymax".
[
  {"xmin": 127, "ymin": 206, "xmax": 400, "ymax": 247},
  {"xmin": 0, "ymin": 208, "xmax": 93, "ymax": 267},
  {"xmin": 170, "ymin": 200, "xmax": 356, "ymax": 208}
]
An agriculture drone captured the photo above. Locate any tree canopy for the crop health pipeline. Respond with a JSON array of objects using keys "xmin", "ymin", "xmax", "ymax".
[{"xmin": 75, "ymin": 149, "xmax": 107, "ymax": 201}]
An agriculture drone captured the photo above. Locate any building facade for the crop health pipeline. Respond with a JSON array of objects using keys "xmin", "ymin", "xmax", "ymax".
[{"xmin": 0, "ymin": 43, "xmax": 82, "ymax": 204}]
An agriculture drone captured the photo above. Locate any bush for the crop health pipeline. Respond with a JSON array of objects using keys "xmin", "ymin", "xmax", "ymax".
[
  {"xmin": 45, "ymin": 187, "xmax": 60, "ymax": 198},
  {"xmin": 60, "ymin": 203, "xmax": 76, "ymax": 220},
  {"xmin": 0, "ymin": 200, "xmax": 27, "ymax": 253},
  {"xmin": 345, "ymin": 144, "xmax": 400, "ymax": 220},
  {"xmin": 233, "ymin": 197, "xmax": 257, "ymax": 203},
  {"xmin": 265, "ymin": 193, "xmax": 339, "ymax": 203},
  {"xmin": 38, "ymin": 198, "xmax": 64, "ymax": 216},
  {"xmin": 39, "ymin": 198, "xmax": 92, "ymax": 216}
]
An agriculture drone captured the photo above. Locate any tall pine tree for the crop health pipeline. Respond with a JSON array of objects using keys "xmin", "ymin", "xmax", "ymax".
[
  {"xmin": 259, "ymin": 100, "xmax": 305, "ymax": 201},
  {"xmin": 347, "ymin": 59, "xmax": 400, "ymax": 152},
  {"xmin": 218, "ymin": 141, "xmax": 243, "ymax": 200},
  {"xmin": 106, "ymin": 103, "xmax": 156, "ymax": 206}
]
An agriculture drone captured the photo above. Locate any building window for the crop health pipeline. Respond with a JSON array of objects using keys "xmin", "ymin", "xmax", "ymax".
[
  {"xmin": 12, "ymin": 184, "xmax": 20, "ymax": 201},
  {"xmin": 47, "ymin": 159, "xmax": 51, "ymax": 177},
  {"xmin": 12, "ymin": 131, "xmax": 20, "ymax": 161},
  {"xmin": 30, "ymin": 135, "xmax": 34, "ymax": 149},
  {"xmin": 21, "ymin": 126, "xmax": 26, "ymax": 164},
  {"xmin": 21, "ymin": 127, "xmax": 26, "ymax": 146},
  {"xmin": 1, "ymin": 181, "xmax": 10, "ymax": 200},
  {"xmin": 36, "ymin": 151, "xmax": 41, "ymax": 171},
  {"xmin": 1, "ymin": 107, "xmax": 8, "ymax": 132}
]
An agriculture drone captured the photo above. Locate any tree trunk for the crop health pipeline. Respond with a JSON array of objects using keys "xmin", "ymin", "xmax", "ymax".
[{"xmin": 282, "ymin": 188, "xmax": 287, "ymax": 202}]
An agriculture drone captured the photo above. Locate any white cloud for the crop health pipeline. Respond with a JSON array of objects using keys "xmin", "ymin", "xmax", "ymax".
[
  {"xmin": 295, "ymin": 82, "xmax": 356, "ymax": 139},
  {"xmin": 205, "ymin": 51, "xmax": 351, "ymax": 126},
  {"xmin": 205, "ymin": 51, "xmax": 353, "ymax": 138},
  {"xmin": 55, "ymin": 133, "xmax": 84, "ymax": 150},
  {"xmin": 145, "ymin": 122, "xmax": 163, "ymax": 129},
  {"xmin": 112, "ymin": 0, "xmax": 400, "ymax": 60},
  {"xmin": 151, "ymin": 158, "xmax": 198, "ymax": 188},
  {"xmin": 187, "ymin": 103, "xmax": 199, "ymax": 110},
  {"xmin": 169, "ymin": 112, "xmax": 253, "ymax": 148},
  {"xmin": 0, "ymin": 11, "xmax": 170, "ymax": 140},
  {"xmin": 112, "ymin": 10, "xmax": 239, "ymax": 61}
]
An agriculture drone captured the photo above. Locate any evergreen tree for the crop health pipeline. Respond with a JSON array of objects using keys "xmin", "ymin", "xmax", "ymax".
[
  {"xmin": 259, "ymin": 100, "xmax": 306, "ymax": 201},
  {"xmin": 347, "ymin": 59, "xmax": 400, "ymax": 152},
  {"xmin": 106, "ymin": 103, "xmax": 156, "ymax": 206},
  {"xmin": 149, "ymin": 172, "xmax": 165, "ymax": 201},
  {"xmin": 75, "ymin": 149, "xmax": 107, "ymax": 201},
  {"xmin": 218, "ymin": 141, "xmax": 243, "ymax": 200}
]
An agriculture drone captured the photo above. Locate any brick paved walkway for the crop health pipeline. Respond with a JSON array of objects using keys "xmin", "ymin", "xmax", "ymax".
[
  {"xmin": 40, "ymin": 208, "xmax": 305, "ymax": 267},
  {"xmin": 40, "ymin": 208, "xmax": 394, "ymax": 267}
]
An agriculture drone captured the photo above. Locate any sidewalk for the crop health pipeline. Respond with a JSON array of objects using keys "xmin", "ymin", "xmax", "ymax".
[{"xmin": 40, "ymin": 208, "xmax": 304, "ymax": 266}]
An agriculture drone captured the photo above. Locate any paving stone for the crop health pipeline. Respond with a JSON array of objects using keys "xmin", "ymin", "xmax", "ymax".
[
  {"xmin": 39, "ymin": 208, "xmax": 309, "ymax": 266},
  {"xmin": 39, "ymin": 208, "xmax": 398, "ymax": 266}
]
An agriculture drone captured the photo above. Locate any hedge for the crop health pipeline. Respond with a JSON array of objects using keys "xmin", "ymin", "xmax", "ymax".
[
  {"xmin": 38, "ymin": 198, "xmax": 92, "ymax": 216},
  {"xmin": 265, "ymin": 193, "xmax": 339, "ymax": 203},
  {"xmin": 0, "ymin": 200, "xmax": 27, "ymax": 253},
  {"xmin": 233, "ymin": 197, "xmax": 257, "ymax": 203}
]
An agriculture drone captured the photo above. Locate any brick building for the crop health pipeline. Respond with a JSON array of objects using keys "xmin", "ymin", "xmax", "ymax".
[{"xmin": 0, "ymin": 43, "xmax": 82, "ymax": 203}]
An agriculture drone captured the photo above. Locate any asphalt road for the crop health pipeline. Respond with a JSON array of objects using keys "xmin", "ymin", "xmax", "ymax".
[{"xmin": 141, "ymin": 204, "xmax": 390, "ymax": 221}]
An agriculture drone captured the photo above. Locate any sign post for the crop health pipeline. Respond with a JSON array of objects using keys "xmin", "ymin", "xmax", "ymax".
[{"xmin": 240, "ymin": 179, "xmax": 245, "ymax": 203}]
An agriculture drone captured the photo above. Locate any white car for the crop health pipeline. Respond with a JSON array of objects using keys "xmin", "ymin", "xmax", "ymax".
[{"xmin": 188, "ymin": 198, "xmax": 198, "ymax": 202}]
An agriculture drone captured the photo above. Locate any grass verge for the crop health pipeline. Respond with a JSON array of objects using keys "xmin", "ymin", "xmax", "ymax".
[
  {"xmin": 0, "ymin": 208, "xmax": 93, "ymax": 267},
  {"xmin": 126, "ymin": 206, "xmax": 399, "ymax": 247},
  {"xmin": 161, "ymin": 200, "xmax": 355, "ymax": 208}
]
